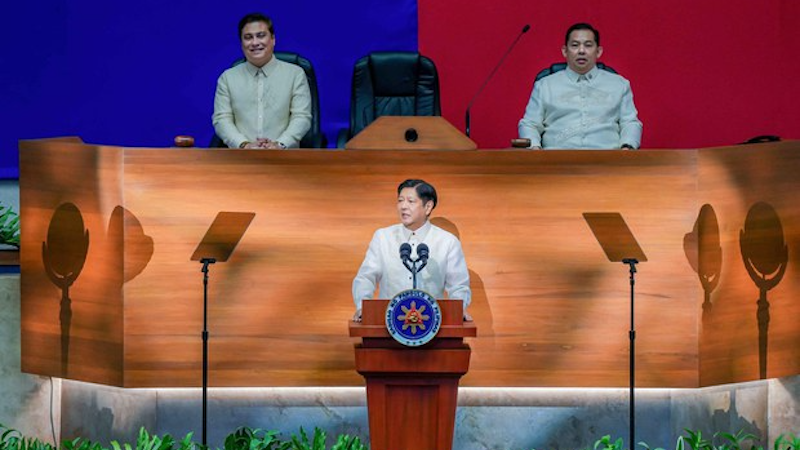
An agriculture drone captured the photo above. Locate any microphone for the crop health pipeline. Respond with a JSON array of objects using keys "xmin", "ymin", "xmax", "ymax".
[
  {"xmin": 416, "ymin": 244, "xmax": 430, "ymax": 271},
  {"xmin": 399, "ymin": 243, "xmax": 412, "ymax": 263},
  {"xmin": 465, "ymin": 24, "xmax": 531, "ymax": 137},
  {"xmin": 417, "ymin": 244, "xmax": 429, "ymax": 261}
]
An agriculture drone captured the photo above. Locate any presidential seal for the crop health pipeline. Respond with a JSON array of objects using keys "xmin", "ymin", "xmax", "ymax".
[{"xmin": 385, "ymin": 289, "xmax": 441, "ymax": 346}]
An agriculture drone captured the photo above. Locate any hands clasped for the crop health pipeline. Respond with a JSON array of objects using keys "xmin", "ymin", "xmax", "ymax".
[{"xmin": 242, "ymin": 138, "xmax": 284, "ymax": 149}]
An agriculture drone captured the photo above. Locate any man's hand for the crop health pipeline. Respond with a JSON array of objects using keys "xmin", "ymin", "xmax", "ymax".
[
  {"xmin": 252, "ymin": 138, "xmax": 286, "ymax": 149},
  {"xmin": 352, "ymin": 308, "xmax": 363, "ymax": 322}
]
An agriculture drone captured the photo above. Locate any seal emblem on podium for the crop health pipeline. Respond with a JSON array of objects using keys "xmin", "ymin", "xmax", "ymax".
[{"xmin": 385, "ymin": 289, "xmax": 442, "ymax": 346}]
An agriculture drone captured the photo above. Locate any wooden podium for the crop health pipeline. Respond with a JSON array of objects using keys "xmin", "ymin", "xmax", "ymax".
[{"xmin": 349, "ymin": 299, "xmax": 476, "ymax": 450}]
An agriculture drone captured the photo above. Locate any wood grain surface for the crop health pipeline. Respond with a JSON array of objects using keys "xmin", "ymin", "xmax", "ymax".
[
  {"xmin": 345, "ymin": 116, "xmax": 477, "ymax": 150},
  {"xmin": 18, "ymin": 140, "xmax": 800, "ymax": 388}
]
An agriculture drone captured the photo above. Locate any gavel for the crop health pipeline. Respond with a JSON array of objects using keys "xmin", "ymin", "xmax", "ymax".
[
  {"xmin": 174, "ymin": 135, "xmax": 195, "ymax": 147},
  {"xmin": 510, "ymin": 138, "xmax": 531, "ymax": 148}
]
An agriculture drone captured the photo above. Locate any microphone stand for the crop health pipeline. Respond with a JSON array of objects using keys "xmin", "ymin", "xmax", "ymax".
[
  {"xmin": 199, "ymin": 257, "xmax": 216, "ymax": 447},
  {"xmin": 465, "ymin": 24, "xmax": 531, "ymax": 137},
  {"xmin": 402, "ymin": 255, "xmax": 429, "ymax": 289},
  {"xmin": 622, "ymin": 258, "xmax": 638, "ymax": 450}
]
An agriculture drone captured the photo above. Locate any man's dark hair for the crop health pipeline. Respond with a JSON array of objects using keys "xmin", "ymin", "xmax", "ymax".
[
  {"xmin": 397, "ymin": 179, "xmax": 438, "ymax": 209},
  {"xmin": 238, "ymin": 13, "xmax": 274, "ymax": 39},
  {"xmin": 565, "ymin": 23, "xmax": 600, "ymax": 46}
]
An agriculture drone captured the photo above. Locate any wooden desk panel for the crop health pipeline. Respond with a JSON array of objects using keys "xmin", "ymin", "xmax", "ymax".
[
  {"xmin": 18, "ymin": 141, "xmax": 800, "ymax": 388},
  {"xmin": 696, "ymin": 144, "xmax": 800, "ymax": 385}
]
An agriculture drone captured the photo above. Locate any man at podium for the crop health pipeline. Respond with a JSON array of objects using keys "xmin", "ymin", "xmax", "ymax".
[{"xmin": 352, "ymin": 179, "xmax": 472, "ymax": 321}]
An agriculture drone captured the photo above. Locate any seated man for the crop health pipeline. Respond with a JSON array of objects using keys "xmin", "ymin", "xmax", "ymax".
[
  {"xmin": 518, "ymin": 23, "xmax": 643, "ymax": 150},
  {"xmin": 352, "ymin": 179, "xmax": 472, "ymax": 321},
  {"xmin": 212, "ymin": 13, "xmax": 311, "ymax": 149}
]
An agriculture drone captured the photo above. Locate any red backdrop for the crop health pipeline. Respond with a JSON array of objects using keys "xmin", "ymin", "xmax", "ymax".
[{"xmin": 419, "ymin": 0, "xmax": 799, "ymax": 149}]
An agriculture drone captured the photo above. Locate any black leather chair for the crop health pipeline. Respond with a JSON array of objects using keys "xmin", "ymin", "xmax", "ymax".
[
  {"xmin": 210, "ymin": 51, "xmax": 326, "ymax": 148},
  {"xmin": 338, "ymin": 52, "xmax": 441, "ymax": 147},
  {"xmin": 534, "ymin": 62, "xmax": 617, "ymax": 82}
]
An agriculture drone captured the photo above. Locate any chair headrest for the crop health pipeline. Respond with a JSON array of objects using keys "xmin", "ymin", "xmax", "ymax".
[{"xmin": 368, "ymin": 52, "xmax": 421, "ymax": 96}]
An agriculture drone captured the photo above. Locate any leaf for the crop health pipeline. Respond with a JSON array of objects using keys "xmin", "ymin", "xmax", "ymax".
[
  {"xmin": 331, "ymin": 435, "xmax": 366, "ymax": 450},
  {"xmin": 178, "ymin": 433, "xmax": 195, "ymax": 450},
  {"xmin": 638, "ymin": 440, "xmax": 664, "ymax": 450},
  {"xmin": 595, "ymin": 435, "xmax": 612, "ymax": 450},
  {"xmin": 682, "ymin": 429, "xmax": 712, "ymax": 450},
  {"xmin": 774, "ymin": 433, "xmax": 800, "ymax": 450},
  {"xmin": 312, "ymin": 429, "xmax": 326, "ymax": 450}
]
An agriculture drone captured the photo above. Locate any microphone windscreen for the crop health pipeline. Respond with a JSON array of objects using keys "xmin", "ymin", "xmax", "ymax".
[
  {"xmin": 417, "ymin": 244, "xmax": 430, "ymax": 260},
  {"xmin": 522, "ymin": 24, "xmax": 531, "ymax": 33},
  {"xmin": 400, "ymin": 243, "xmax": 412, "ymax": 260}
]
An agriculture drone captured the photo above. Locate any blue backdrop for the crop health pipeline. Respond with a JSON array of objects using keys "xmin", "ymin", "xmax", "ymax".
[{"xmin": 0, "ymin": 1, "xmax": 418, "ymax": 178}]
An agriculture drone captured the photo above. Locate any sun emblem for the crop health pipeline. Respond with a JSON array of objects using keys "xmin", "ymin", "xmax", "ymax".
[
  {"xmin": 386, "ymin": 289, "xmax": 441, "ymax": 346},
  {"xmin": 397, "ymin": 301, "xmax": 430, "ymax": 334}
]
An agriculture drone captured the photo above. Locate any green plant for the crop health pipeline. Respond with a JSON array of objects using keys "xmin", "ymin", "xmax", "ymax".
[
  {"xmin": 329, "ymin": 434, "xmax": 366, "ymax": 450},
  {"xmin": 126, "ymin": 428, "xmax": 194, "ymax": 450},
  {"xmin": 221, "ymin": 427, "xmax": 365, "ymax": 450},
  {"xmin": 1, "ymin": 423, "xmax": 56, "ymax": 450},
  {"xmin": 594, "ymin": 435, "xmax": 626, "ymax": 450},
  {"xmin": 682, "ymin": 429, "xmax": 714, "ymax": 450},
  {"xmin": 222, "ymin": 427, "xmax": 288, "ymax": 450},
  {"xmin": 288, "ymin": 428, "xmax": 326, "ymax": 450},
  {"xmin": 639, "ymin": 432, "xmax": 689, "ymax": 450},
  {"xmin": 715, "ymin": 430, "xmax": 758, "ymax": 450},
  {"xmin": 62, "ymin": 437, "xmax": 105, "ymax": 450},
  {"xmin": 774, "ymin": 433, "xmax": 800, "ymax": 450},
  {"xmin": 0, "ymin": 203, "xmax": 20, "ymax": 248}
]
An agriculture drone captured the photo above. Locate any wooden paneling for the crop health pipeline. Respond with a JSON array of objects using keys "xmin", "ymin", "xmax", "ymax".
[
  {"xmin": 696, "ymin": 143, "xmax": 800, "ymax": 385},
  {"xmin": 18, "ymin": 139, "xmax": 800, "ymax": 388},
  {"xmin": 19, "ymin": 140, "xmax": 124, "ymax": 386}
]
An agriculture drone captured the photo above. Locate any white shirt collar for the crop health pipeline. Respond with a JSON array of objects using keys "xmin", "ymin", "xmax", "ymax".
[
  {"xmin": 402, "ymin": 220, "xmax": 432, "ymax": 241},
  {"xmin": 244, "ymin": 55, "xmax": 277, "ymax": 77},
  {"xmin": 566, "ymin": 65, "xmax": 599, "ymax": 83}
]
